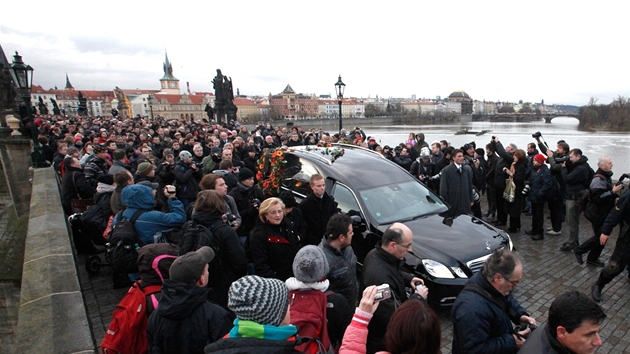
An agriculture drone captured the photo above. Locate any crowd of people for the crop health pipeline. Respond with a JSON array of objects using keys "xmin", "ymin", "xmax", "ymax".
[{"xmin": 41, "ymin": 112, "xmax": 626, "ymax": 353}]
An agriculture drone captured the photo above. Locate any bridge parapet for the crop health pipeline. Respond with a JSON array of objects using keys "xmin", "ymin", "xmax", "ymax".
[{"xmin": 17, "ymin": 167, "xmax": 94, "ymax": 353}]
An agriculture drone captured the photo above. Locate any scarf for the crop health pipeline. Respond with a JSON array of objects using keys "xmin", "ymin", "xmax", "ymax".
[
  {"xmin": 227, "ymin": 319, "xmax": 297, "ymax": 341},
  {"xmin": 96, "ymin": 183, "xmax": 116, "ymax": 194}
]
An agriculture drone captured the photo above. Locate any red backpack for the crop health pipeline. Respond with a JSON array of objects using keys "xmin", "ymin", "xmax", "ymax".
[
  {"xmin": 101, "ymin": 281, "xmax": 162, "ymax": 354},
  {"xmin": 289, "ymin": 289, "xmax": 332, "ymax": 354}
]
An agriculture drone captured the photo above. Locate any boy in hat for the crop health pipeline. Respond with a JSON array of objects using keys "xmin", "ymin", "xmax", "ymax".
[
  {"xmin": 205, "ymin": 275, "xmax": 301, "ymax": 353},
  {"xmin": 148, "ymin": 247, "xmax": 233, "ymax": 354}
]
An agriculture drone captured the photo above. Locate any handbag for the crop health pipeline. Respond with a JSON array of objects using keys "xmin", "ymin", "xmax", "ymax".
[
  {"xmin": 70, "ymin": 172, "xmax": 94, "ymax": 214},
  {"xmin": 503, "ymin": 177, "xmax": 516, "ymax": 203}
]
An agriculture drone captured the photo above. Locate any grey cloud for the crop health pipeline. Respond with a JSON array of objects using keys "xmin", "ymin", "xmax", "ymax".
[{"xmin": 69, "ymin": 36, "xmax": 159, "ymax": 55}]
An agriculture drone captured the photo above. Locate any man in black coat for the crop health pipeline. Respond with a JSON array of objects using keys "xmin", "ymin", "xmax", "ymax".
[
  {"xmin": 560, "ymin": 148, "xmax": 594, "ymax": 252},
  {"xmin": 439, "ymin": 149, "xmax": 473, "ymax": 217},
  {"xmin": 174, "ymin": 150, "xmax": 202, "ymax": 209},
  {"xmin": 147, "ymin": 247, "xmax": 234, "ymax": 354},
  {"xmin": 60, "ymin": 156, "xmax": 94, "ymax": 215},
  {"xmin": 299, "ymin": 174, "xmax": 338, "ymax": 246},
  {"xmin": 360, "ymin": 223, "xmax": 427, "ymax": 354}
]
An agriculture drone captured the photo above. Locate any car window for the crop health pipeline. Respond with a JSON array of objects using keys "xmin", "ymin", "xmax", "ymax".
[
  {"xmin": 332, "ymin": 183, "xmax": 361, "ymax": 216},
  {"xmin": 282, "ymin": 157, "xmax": 319, "ymax": 198},
  {"xmin": 358, "ymin": 180, "xmax": 448, "ymax": 224}
]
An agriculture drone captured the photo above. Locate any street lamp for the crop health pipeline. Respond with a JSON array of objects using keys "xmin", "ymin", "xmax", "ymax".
[
  {"xmin": 335, "ymin": 75, "xmax": 345, "ymax": 131},
  {"xmin": 147, "ymin": 94, "xmax": 154, "ymax": 121},
  {"xmin": 10, "ymin": 51, "xmax": 49, "ymax": 168}
]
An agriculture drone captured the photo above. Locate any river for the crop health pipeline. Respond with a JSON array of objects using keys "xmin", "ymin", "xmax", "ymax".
[{"xmin": 348, "ymin": 117, "xmax": 630, "ymax": 177}]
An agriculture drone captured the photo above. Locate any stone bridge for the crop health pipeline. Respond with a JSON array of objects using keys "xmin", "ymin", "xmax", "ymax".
[{"xmin": 472, "ymin": 113, "xmax": 579, "ymax": 123}]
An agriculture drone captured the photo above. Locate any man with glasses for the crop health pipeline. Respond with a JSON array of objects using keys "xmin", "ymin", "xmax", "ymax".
[
  {"xmin": 360, "ymin": 222, "xmax": 428, "ymax": 353},
  {"xmin": 451, "ymin": 249, "xmax": 536, "ymax": 354}
]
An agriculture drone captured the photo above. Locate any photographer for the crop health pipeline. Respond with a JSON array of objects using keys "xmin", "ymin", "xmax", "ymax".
[
  {"xmin": 228, "ymin": 168, "xmax": 264, "ymax": 246},
  {"xmin": 174, "ymin": 150, "xmax": 202, "ymax": 209},
  {"xmin": 560, "ymin": 148, "xmax": 594, "ymax": 252},
  {"xmin": 393, "ymin": 146, "xmax": 413, "ymax": 171},
  {"xmin": 534, "ymin": 134, "xmax": 568, "ymax": 236}
]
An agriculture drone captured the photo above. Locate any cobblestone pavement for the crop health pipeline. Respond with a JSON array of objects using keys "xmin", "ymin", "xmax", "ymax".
[{"xmin": 77, "ymin": 204, "xmax": 630, "ymax": 353}]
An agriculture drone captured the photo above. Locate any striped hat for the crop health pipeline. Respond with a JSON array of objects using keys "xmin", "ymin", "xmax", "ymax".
[{"xmin": 228, "ymin": 275, "xmax": 289, "ymax": 326}]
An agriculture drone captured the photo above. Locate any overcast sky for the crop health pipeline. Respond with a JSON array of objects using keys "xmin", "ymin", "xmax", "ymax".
[{"xmin": 2, "ymin": 1, "xmax": 628, "ymax": 106}]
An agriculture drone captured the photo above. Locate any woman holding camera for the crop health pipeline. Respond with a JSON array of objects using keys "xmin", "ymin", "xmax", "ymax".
[
  {"xmin": 197, "ymin": 173, "xmax": 241, "ymax": 229},
  {"xmin": 503, "ymin": 149, "xmax": 528, "ymax": 232},
  {"xmin": 186, "ymin": 190, "xmax": 247, "ymax": 309},
  {"xmin": 248, "ymin": 197, "xmax": 300, "ymax": 281}
]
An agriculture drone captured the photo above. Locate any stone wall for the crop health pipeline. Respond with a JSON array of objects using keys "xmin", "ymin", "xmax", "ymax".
[{"xmin": 17, "ymin": 167, "xmax": 94, "ymax": 353}]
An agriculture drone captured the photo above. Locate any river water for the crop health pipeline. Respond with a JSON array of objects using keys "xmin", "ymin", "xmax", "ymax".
[{"xmin": 357, "ymin": 117, "xmax": 630, "ymax": 177}]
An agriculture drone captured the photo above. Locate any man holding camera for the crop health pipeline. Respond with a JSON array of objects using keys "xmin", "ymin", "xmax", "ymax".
[
  {"xmin": 174, "ymin": 150, "xmax": 202, "ymax": 209},
  {"xmin": 452, "ymin": 249, "xmax": 536, "ymax": 354},
  {"xmin": 360, "ymin": 223, "xmax": 428, "ymax": 354},
  {"xmin": 228, "ymin": 167, "xmax": 264, "ymax": 245},
  {"xmin": 560, "ymin": 149, "xmax": 594, "ymax": 252},
  {"xmin": 535, "ymin": 136, "xmax": 568, "ymax": 236},
  {"xmin": 573, "ymin": 156, "xmax": 624, "ymax": 266}
]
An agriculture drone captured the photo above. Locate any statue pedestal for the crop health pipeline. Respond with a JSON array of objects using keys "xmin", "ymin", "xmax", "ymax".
[{"xmin": 0, "ymin": 137, "xmax": 35, "ymax": 218}]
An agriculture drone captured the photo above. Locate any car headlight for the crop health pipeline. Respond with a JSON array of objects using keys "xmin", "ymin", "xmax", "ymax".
[
  {"xmin": 422, "ymin": 259, "xmax": 454, "ymax": 278},
  {"xmin": 452, "ymin": 267, "xmax": 468, "ymax": 278}
]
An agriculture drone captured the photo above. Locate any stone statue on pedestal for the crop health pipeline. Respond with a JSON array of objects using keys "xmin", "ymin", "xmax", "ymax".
[{"xmin": 212, "ymin": 69, "xmax": 238, "ymax": 125}]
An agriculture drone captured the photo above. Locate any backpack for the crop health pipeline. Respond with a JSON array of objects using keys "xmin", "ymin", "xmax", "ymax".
[
  {"xmin": 290, "ymin": 289, "xmax": 333, "ymax": 354},
  {"xmin": 583, "ymin": 174, "xmax": 614, "ymax": 224},
  {"xmin": 107, "ymin": 209, "xmax": 148, "ymax": 274},
  {"xmin": 578, "ymin": 173, "xmax": 606, "ymax": 213},
  {"xmin": 178, "ymin": 220, "xmax": 225, "ymax": 288},
  {"xmin": 101, "ymin": 281, "xmax": 162, "ymax": 354}
]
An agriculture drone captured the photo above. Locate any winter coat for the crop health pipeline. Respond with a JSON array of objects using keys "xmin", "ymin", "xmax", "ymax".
[
  {"xmin": 518, "ymin": 323, "xmax": 571, "ymax": 354},
  {"xmin": 204, "ymin": 337, "xmax": 302, "ymax": 354},
  {"xmin": 492, "ymin": 141, "xmax": 513, "ymax": 189},
  {"xmin": 360, "ymin": 246, "xmax": 414, "ymax": 353},
  {"xmin": 228, "ymin": 183, "xmax": 265, "ymax": 236},
  {"xmin": 562, "ymin": 155, "xmax": 593, "ymax": 200},
  {"xmin": 250, "ymin": 219, "xmax": 300, "ymax": 281},
  {"xmin": 147, "ymin": 279, "xmax": 234, "ymax": 354},
  {"xmin": 319, "ymin": 237, "xmax": 358, "ymax": 307},
  {"xmin": 439, "ymin": 163, "xmax": 473, "ymax": 217},
  {"xmin": 190, "ymin": 211, "xmax": 247, "ymax": 308},
  {"xmin": 118, "ymin": 184, "xmax": 186, "ymax": 245},
  {"xmin": 393, "ymin": 154, "xmax": 412, "ymax": 171},
  {"xmin": 299, "ymin": 192, "xmax": 338, "ymax": 246},
  {"xmin": 83, "ymin": 155, "xmax": 109, "ymax": 187},
  {"xmin": 586, "ymin": 168, "xmax": 618, "ymax": 225},
  {"xmin": 108, "ymin": 159, "xmax": 132, "ymax": 175},
  {"xmin": 60, "ymin": 166, "xmax": 95, "ymax": 212},
  {"xmin": 451, "ymin": 272, "xmax": 528, "ymax": 354},
  {"xmin": 528, "ymin": 164, "xmax": 552, "ymax": 203},
  {"xmin": 174, "ymin": 160, "xmax": 202, "ymax": 200}
]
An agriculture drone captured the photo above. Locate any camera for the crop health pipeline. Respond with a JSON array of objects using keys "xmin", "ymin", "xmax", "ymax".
[
  {"xmin": 225, "ymin": 213, "xmax": 237, "ymax": 223},
  {"xmin": 617, "ymin": 173, "xmax": 630, "ymax": 186},
  {"xmin": 514, "ymin": 324, "xmax": 537, "ymax": 338},
  {"xmin": 251, "ymin": 198, "xmax": 261, "ymax": 208},
  {"xmin": 374, "ymin": 284, "xmax": 392, "ymax": 301},
  {"xmin": 429, "ymin": 173, "xmax": 441, "ymax": 181},
  {"xmin": 415, "ymin": 283, "xmax": 424, "ymax": 292},
  {"xmin": 554, "ymin": 156, "xmax": 570, "ymax": 163},
  {"xmin": 522, "ymin": 184, "xmax": 531, "ymax": 195},
  {"xmin": 532, "ymin": 131, "xmax": 542, "ymax": 139}
]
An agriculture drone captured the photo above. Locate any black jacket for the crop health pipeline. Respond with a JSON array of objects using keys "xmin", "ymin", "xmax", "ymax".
[
  {"xmin": 299, "ymin": 192, "xmax": 337, "ymax": 246},
  {"xmin": 60, "ymin": 167, "xmax": 95, "ymax": 212},
  {"xmin": 174, "ymin": 160, "xmax": 202, "ymax": 200},
  {"xmin": 319, "ymin": 238, "xmax": 358, "ymax": 307},
  {"xmin": 249, "ymin": 219, "xmax": 300, "ymax": 281},
  {"xmin": 451, "ymin": 272, "xmax": 528, "ymax": 354},
  {"xmin": 492, "ymin": 141, "xmax": 513, "ymax": 189},
  {"xmin": 360, "ymin": 246, "xmax": 414, "ymax": 353},
  {"xmin": 561, "ymin": 155, "xmax": 593, "ymax": 200},
  {"xmin": 528, "ymin": 164, "xmax": 552, "ymax": 203},
  {"xmin": 204, "ymin": 337, "xmax": 302, "ymax": 354},
  {"xmin": 190, "ymin": 211, "xmax": 247, "ymax": 309},
  {"xmin": 147, "ymin": 280, "xmax": 234, "ymax": 354},
  {"xmin": 228, "ymin": 183, "xmax": 265, "ymax": 236}
]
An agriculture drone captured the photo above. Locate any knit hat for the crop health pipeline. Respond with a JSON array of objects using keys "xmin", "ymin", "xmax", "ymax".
[
  {"xmin": 179, "ymin": 150, "xmax": 192, "ymax": 160},
  {"xmin": 210, "ymin": 146, "xmax": 222, "ymax": 156},
  {"xmin": 534, "ymin": 154, "xmax": 547, "ymax": 165},
  {"xmin": 420, "ymin": 147, "xmax": 431, "ymax": 159},
  {"xmin": 238, "ymin": 167, "xmax": 255, "ymax": 182},
  {"xmin": 278, "ymin": 190, "xmax": 297, "ymax": 208},
  {"xmin": 228, "ymin": 275, "xmax": 289, "ymax": 326},
  {"xmin": 292, "ymin": 245, "xmax": 329, "ymax": 283},
  {"xmin": 169, "ymin": 246, "xmax": 215, "ymax": 284},
  {"xmin": 137, "ymin": 162, "xmax": 154, "ymax": 175},
  {"xmin": 67, "ymin": 147, "xmax": 79, "ymax": 156}
]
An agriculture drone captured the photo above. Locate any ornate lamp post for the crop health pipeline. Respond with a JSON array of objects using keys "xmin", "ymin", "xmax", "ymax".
[
  {"xmin": 10, "ymin": 52, "xmax": 49, "ymax": 167},
  {"xmin": 335, "ymin": 75, "xmax": 345, "ymax": 131},
  {"xmin": 147, "ymin": 94, "xmax": 154, "ymax": 121}
]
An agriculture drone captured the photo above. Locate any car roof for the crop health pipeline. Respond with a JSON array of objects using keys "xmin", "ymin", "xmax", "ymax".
[{"xmin": 288, "ymin": 144, "xmax": 413, "ymax": 190}]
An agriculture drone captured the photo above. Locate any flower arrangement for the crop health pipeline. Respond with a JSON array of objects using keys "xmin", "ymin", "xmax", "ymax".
[
  {"xmin": 305, "ymin": 143, "xmax": 345, "ymax": 163},
  {"xmin": 256, "ymin": 147, "xmax": 288, "ymax": 197}
]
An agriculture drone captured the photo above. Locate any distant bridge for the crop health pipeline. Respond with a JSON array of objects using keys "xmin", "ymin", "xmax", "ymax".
[{"xmin": 472, "ymin": 114, "xmax": 579, "ymax": 123}]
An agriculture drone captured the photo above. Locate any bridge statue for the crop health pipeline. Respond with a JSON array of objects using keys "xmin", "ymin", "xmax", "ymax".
[{"xmin": 212, "ymin": 69, "xmax": 237, "ymax": 125}]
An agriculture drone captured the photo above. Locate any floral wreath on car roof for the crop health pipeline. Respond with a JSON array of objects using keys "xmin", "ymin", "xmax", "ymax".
[{"xmin": 256, "ymin": 145, "xmax": 345, "ymax": 197}]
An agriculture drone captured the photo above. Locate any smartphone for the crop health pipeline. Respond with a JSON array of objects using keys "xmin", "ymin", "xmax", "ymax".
[{"xmin": 374, "ymin": 284, "xmax": 391, "ymax": 302}]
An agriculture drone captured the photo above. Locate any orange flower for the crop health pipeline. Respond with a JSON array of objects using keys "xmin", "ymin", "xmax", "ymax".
[
  {"xmin": 276, "ymin": 151, "xmax": 283, "ymax": 157},
  {"xmin": 327, "ymin": 143, "xmax": 332, "ymax": 147},
  {"xmin": 272, "ymin": 182, "xmax": 279, "ymax": 188},
  {"xmin": 258, "ymin": 163, "xmax": 264, "ymax": 170}
]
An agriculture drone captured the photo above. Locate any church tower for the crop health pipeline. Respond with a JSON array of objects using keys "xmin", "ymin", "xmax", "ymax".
[
  {"xmin": 65, "ymin": 73, "xmax": 74, "ymax": 90},
  {"xmin": 159, "ymin": 51, "xmax": 180, "ymax": 95}
]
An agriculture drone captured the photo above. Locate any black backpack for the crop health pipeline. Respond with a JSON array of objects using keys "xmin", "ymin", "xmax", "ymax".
[
  {"xmin": 179, "ymin": 220, "xmax": 224, "ymax": 288},
  {"xmin": 107, "ymin": 209, "xmax": 149, "ymax": 274}
]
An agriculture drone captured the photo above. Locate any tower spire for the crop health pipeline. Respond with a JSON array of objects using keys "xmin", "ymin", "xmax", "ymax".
[
  {"xmin": 65, "ymin": 73, "xmax": 74, "ymax": 90},
  {"xmin": 160, "ymin": 50, "xmax": 178, "ymax": 81}
]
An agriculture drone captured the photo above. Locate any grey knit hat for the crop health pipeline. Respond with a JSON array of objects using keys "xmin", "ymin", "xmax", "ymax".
[
  {"xmin": 228, "ymin": 275, "xmax": 289, "ymax": 326},
  {"xmin": 292, "ymin": 245, "xmax": 329, "ymax": 283},
  {"xmin": 179, "ymin": 150, "xmax": 192, "ymax": 160}
]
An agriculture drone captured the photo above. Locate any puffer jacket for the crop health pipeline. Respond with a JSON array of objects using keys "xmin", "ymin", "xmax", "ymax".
[
  {"xmin": 83, "ymin": 155, "xmax": 109, "ymax": 187},
  {"xmin": 118, "ymin": 184, "xmax": 186, "ymax": 244},
  {"xmin": 147, "ymin": 279, "xmax": 234, "ymax": 354},
  {"xmin": 527, "ymin": 164, "xmax": 552, "ymax": 203}
]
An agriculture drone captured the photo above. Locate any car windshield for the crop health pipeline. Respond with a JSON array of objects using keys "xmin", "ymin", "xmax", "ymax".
[{"xmin": 358, "ymin": 180, "xmax": 448, "ymax": 224}]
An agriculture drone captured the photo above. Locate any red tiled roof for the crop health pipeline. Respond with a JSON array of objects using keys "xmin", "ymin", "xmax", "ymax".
[{"xmin": 233, "ymin": 97, "xmax": 256, "ymax": 105}]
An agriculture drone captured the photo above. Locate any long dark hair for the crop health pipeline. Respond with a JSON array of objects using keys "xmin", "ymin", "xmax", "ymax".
[{"xmin": 384, "ymin": 298, "xmax": 441, "ymax": 354}]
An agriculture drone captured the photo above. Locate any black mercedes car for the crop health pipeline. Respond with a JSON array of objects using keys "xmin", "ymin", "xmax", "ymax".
[{"xmin": 279, "ymin": 144, "xmax": 513, "ymax": 306}]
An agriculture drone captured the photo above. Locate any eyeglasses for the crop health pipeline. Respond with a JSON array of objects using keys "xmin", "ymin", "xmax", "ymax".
[
  {"xmin": 394, "ymin": 242, "xmax": 412, "ymax": 250},
  {"xmin": 503, "ymin": 275, "xmax": 521, "ymax": 287},
  {"xmin": 267, "ymin": 210, "xmax": 284, "ymax": 216}
]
